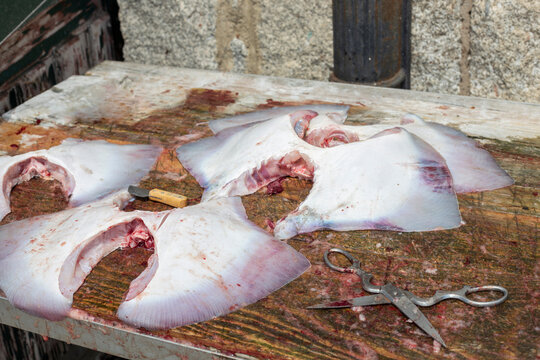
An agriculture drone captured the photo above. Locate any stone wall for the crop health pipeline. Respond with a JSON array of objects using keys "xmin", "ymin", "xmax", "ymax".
[{"xmin": 118, "ymin": 0, "xmax": 539, "ymax": 103}]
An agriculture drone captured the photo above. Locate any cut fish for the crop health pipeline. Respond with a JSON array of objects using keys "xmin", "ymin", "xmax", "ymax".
[
  {"xmin": 117, "ymin": 196, "xmax": 310, "ymax": 329},
  {"xmin": 178, "ymin": 111, "xmax": 318, "ymax": 201},
  {"xmin": 0, "ymin": 138, "xmax": 162, "ymax": 220},
  {"xmin": 208, "ymin": 104, "xmax": 349, "ymax": 134},
  {"xmin": 274, "ymin": 128, "xmax": 461, "ymax": 239},
  {"xmin": 0, "ymin": 191, "xmax": 309, "ymax": 328},
  {"xmin": 177, "ymin": 111, "xmax": 462, "ymax": 239},
  {"xmin": 0, "ymin": 191, "xmax": 155, "ymax": 320},
  {"xmin": 304, "ymin": 113, "xmax": 514, "ymax": 193}
]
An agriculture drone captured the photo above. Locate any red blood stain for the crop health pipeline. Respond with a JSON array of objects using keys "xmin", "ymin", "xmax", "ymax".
[
  {"xmin": 266, "ymin": 178, "xmax": 284, "ymax": 194},
  {"xmin": 15, "ymin": 126, "xmax": 27, "ymax": 135},
  {"xmin": 10, "ymin": 144, "xmax": 19, "ymax": 149},
  {"xmin": 35, "ymin": 119, "xmax": 42, "ymax": 125},
  {"xmin": 183, "ymin": 88, "xmax": 236, "ymax": 110},
  {"xmin": 533, "ymin": 192, "xmax": 538, "ymax": 197},
  {"xmin": 264, "ymin": 218, "xmax": 275, "ymax": 230}
]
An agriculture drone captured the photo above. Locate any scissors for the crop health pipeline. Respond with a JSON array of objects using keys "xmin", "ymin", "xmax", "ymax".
[{"xmin": 308, "ymin": 248, "xmax": 508, "ymax": 347}]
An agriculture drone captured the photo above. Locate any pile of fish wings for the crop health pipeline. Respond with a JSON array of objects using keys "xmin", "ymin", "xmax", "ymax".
[
  {"xmin": 178, "ymin": 105, "xmax": 513, "ymax": 239},
  {"xmin": 0, "ymin": 138, "xmax": 308, "ymax": 329},
  {"xmin": 0, "ymin": 105, "xmax": 512, "ymax": 330}
]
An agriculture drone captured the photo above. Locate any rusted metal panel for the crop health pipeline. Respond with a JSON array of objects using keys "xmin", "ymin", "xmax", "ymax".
[{"xmin": 0, "ymin": 0, "xmax": 122, "ymax": 114}]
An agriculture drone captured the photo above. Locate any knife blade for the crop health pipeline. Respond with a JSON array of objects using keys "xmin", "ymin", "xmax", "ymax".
[
  {"xmin": 307, "ymin": 294, "xmax": 390, "ymax": 309},
  {"xmin": 380, "ymin": 283, "xmax": 447, "ymax": 347},
  {"xmin": 128, "ymin": 185, "xmax": 188, "ymax": 208}
]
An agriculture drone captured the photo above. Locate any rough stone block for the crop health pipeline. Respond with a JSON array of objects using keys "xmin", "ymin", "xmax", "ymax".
[
  {"xmin": 257, "ymin": 0, "xmax": 333, "ymax": 81},
  {"xmin": 410, "ymin": 0, "xmax": 462, "ymax": 95},
  {"xmin": 118, "ymin": 0, "xmax": 218, "ymax": 70},
  {"xmin": 470, "ymin": 0, "xmax": 540, "ymax": 102},
  {"xmin": 117, "ymin": 0, "xmax": 538, "ymax": 103}
]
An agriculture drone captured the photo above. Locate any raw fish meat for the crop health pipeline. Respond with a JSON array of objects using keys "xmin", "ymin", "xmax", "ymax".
[
  {"xmin": 274, "ymin": 128, "xmax": 461, "ymax": 239},
  {"xmin": 0, "ymin": 191, "xmax": 309, "ymax": 329},
  {"xmin": 177, "ymin": 111, "xmax": 462, "ymax": 239},
  {"xmin": 304, "ymin": 113, "xmax": 514, "ymax": 193},
  {"xmin": 178, "ymin": 111, "xmax": 320, "ymax": 200},
  {"xmin": 0, "ymin": 138, "xmax": 162, "ymax": 220},
  {"xmin": 117, "ymin": 195, "xmax": 309, "ymax": 329},
  {"xmin": 209, "ymin": 104, "xmax": 349, "ymax": 134},
  {"xmin": 0, "ymin": 191, "xmax": 160, "ymax": 320}
]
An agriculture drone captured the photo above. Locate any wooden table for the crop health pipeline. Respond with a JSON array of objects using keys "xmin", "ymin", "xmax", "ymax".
[{"xmin": 0, "ymin": 61, "xmax": 538, "ymax": 359}]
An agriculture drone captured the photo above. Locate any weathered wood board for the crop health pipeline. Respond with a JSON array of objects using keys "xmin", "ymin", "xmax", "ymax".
[{"xmin": 0, "ymin": 61, "xmax": 538, "ymax": 359}]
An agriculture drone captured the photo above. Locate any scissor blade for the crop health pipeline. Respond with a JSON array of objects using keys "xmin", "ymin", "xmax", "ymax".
[
  {"xmin": 307, "ymin": 294, "xmax": 390, "ymax": 309},
  {"xmin": 381, "ymin": 284, "xmax": 447, "ymax": 348}
]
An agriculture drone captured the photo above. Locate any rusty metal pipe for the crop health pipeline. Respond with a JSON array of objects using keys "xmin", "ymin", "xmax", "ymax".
[{"xmin": 332, "ymin": 0, "xmax": 411, "ymax": 88}]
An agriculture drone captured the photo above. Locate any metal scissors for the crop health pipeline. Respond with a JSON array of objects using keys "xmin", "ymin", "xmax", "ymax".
[{"xmin": 308, "ymin": 248, "xmax": 508, "ymax": 347}]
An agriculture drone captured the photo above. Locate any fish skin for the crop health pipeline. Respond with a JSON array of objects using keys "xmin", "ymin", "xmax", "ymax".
[
  {"xmin": 208, "ymin": 104, "xmax": 349, "ymax": 134},
  {"xmin": 273, "ymin": 128, "xmax": 461, "ymax": 239},
  {"xmin": 0, "ymin": 191, "xmax": 309, "ymax": 328},
  {"xmin": 117, "ymin": 196, "xmax": 310, "ymax": 329},
  {"xmin": 305, "ymin": 113, "xmax": 514, "ymax": 193},
  {"xmin": 0, "ymin": 138, "xmax": 162, "ymax": 220},
  {"xmin": 0, "ymin": 191, "xmax": 159, "ymax": 320},
  {"xmin": 178, "ymin": 112, "xmax": 317, "ymax": 201},
  {"xmin": 176, "ymin": 111, "xmax": 462, "ymax": 239}
]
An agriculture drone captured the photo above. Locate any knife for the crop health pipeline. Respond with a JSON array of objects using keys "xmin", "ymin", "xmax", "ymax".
[{"xmin": 128, "ymin": 185, "xmax": 188, "ymax": 208}]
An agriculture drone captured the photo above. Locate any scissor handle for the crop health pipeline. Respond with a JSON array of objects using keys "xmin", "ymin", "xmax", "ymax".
[
  {"xmin": 323, "ymin": 248, "xmax": 382, "ymax": 293},
  {"xmin": 407, "ymin": 285, "xmax": 508, "ymax": 307},
  {"xmin": 324, "ymin": 248, "xmax": 361, "ymax": 273}
]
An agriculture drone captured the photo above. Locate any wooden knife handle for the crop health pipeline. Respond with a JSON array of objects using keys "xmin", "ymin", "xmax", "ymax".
[{"xmin": 148, "ymin": 189, "xmax": 188, "ymax": 208}]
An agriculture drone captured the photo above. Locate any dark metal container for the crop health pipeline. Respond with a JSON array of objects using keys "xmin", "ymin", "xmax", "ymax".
[{"xmin": 332, "ymin": 0, "xmax": 411, "ymax": 88}]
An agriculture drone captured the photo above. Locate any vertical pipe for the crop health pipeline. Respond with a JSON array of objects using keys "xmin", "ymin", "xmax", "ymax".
[{"xmin": 332, "ymin": 0, "xmax": 411, "ymax": 88}]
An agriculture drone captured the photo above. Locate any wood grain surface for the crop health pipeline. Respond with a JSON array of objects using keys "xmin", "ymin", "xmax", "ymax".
[{"xmin": 0, "ymin": 62, "xmax": 538, "ymax": 359}]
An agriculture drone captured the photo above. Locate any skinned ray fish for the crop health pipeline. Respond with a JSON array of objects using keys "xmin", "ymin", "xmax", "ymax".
[
  {"xmin": 304, "ymin": 113, "xmax": 514, "ymax": 193},
  {"xmin": 208, "ymin": 104, "xmax": 349, "ymax": 134},
  {"xmin": 177, "ymin": 110, "xmax": 462, "ymax": 239},
  {"xmin": 117, "ymin": 195, "xmax": 310, "ymax": 329},
  {"xmin": 0, "ymin": 139, "xmax": 162, "ymax": 220},
  {"xmin": 0, "ymin": 191, "xmax": 309, "ymax": 329}
]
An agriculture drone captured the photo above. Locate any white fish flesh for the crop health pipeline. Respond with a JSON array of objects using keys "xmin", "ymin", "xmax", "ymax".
[
  {"xmin": 178, "ymin": 111, "xmax": 320, "ymax": 200},
  {"xmin": 0, "ymin": 191, "xmax": 159, "ymax": 320},
  {"xmin": 0, "ymin": 138, "xmax": 162, "ymax": 220},
  {"xmin": 208, "ymin": 104, "xmax": 349, "ymax": 134},
  {"xmin": 117, "ymin": 195, "xmax": 309, "ymax": 329},
  {"xmin": 0, "ymin": 191, "xmax": 309, "ymax": 328},
  {"xmin": 304, "ymin": 113, "xmax": 514, "ymax": 193},
  {"xmin": 274, "ymin": 127, "xmax": 461, "ymax": 239},
  {"xmin": 177, "ymin": 111, "xmax": 462, "ymax": 239}
]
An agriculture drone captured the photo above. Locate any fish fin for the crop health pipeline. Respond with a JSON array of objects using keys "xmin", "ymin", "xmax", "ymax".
[
  {"xmin": 275, "ymin": 129, "xmax": 462, "ymax": 239},
  {"xmin": 401, "ymin": 113, "xmax": 426, "ymax": 125},
  {"xmin": 117, "ymin": 199, "xmax": 310, "ymax": 329},
  {"xmin": 209, "ymin": 105, "xmax": 349, "ymax": 134},
  {"xmin": 423, "ymin": 122, "xmax": 514, "ymax": 193}
]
